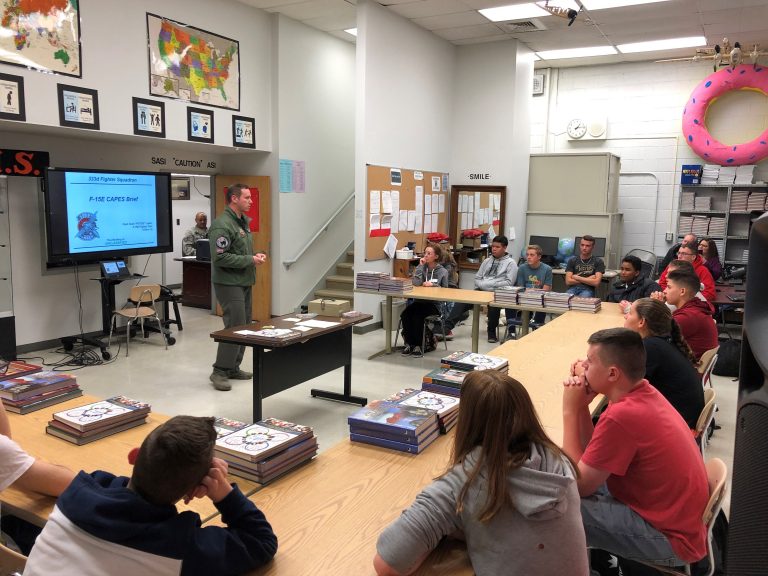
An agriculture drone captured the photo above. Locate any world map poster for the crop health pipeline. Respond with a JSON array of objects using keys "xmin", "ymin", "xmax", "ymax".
[
  {"xmin": 147, "ymin": 13, "xmax": 240, "ymax": 111},
  {"xmin": 0, "ymin": 0, "xmax": 82, "ymax": 77}
]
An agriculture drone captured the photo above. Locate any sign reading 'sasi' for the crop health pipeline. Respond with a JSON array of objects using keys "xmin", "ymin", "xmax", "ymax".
[{"xmin": 0, "ymin": 149, "xmax": 50, "ymax": 177}]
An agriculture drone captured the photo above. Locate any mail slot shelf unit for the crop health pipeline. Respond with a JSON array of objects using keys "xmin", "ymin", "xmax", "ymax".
[
  {"xmin": 526, "ymin": 153, "xmax": 623, "ymax": 269},
  {"xmin": 678, "ymin": 184, "xmax": 767, "ymax": 266}
]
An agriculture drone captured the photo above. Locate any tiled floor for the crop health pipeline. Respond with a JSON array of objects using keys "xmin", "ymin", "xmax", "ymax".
[{"xmin": 22, "ymin": 305, "xmax": 736, "ymax": 512}]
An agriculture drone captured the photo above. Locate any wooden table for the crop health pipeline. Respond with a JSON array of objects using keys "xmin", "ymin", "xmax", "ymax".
[
  {"xmin": 712, "ymin": 284, "xmax": 746, "ymax": 306},
  {"xmin": 207, "ymin": 434, "xmax": 473, "ymax": 576},
  {"xmin": 356, "ymin": 287, "xmax": 494, "ymax": 358},
  {"xmin": 211, "ymin": 313, "xmax": 373, "ymax": 421},
  {"xmin": 0, "ymin": 395, "xmax": 260, "ymax": 527}
]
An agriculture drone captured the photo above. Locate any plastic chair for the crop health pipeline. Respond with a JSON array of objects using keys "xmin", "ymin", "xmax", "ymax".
[
  {"xmin": 0, "ymin": 541, "xmax": 26, "ymax": 576},
  {"xmin": 107, "ymin": 284, "xmax": 168, "ymax": 357},
  {"xmin": 502, "ymin": 311, "xmax": 544, "ymax": 342},
  {"xmin": 697, "ymin": 347, "xmax": 720, "ymax": 387},
  {"xmin": 695, "ymin": 388, "xmax": 717, "ymax": 459},
  {"xmin": 635, "ymin": 458, "xmax": 728, "ymax": 576}
]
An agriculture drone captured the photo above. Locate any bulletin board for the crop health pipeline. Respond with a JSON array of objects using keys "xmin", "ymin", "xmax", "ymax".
[
  {"xmin": 365, "ymin": 164, "xmax": 450, "ymax": 262},
  {"xmin": 450, "ymin": 185, "xmax": 505, "ymax": 247}
]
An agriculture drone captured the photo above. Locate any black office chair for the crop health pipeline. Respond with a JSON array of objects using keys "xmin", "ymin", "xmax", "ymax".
[{"xmin": 626, "ymin": 249, "xmax": 659, "ymax": 279}]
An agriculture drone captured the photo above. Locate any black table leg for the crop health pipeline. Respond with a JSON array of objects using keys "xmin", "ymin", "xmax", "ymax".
[{"xmin": 311, "ymin": 361, "xmax": 367, "ymax": 407}]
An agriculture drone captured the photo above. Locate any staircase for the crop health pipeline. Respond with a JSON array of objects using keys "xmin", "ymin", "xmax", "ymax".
[{"xmin": 312, "ymin": 250, "xmax": 354, "ymax": 305}]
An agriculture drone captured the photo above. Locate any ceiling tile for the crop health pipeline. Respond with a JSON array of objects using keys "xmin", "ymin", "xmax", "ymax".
[
  {"xmin": 412, "ymin": 10, "xmax": 490, "ymax": 30},
  {"xmin": 389, "ymin": 0, "xmax": 470, "ymax": 19},
  {"xmin": 302, "ymin": 9, "xmax": 357, "ymax": 31},
  {"xmin": 432, "ymin": 22, "xmax": 509, "ymax": 41},
  {"xmin": 239, "ymin": 0, "xmax": 308, "ymax": 8},
  {"xmin": 272, "ymin": 0, "xmax": 353, "ymax": 20}
]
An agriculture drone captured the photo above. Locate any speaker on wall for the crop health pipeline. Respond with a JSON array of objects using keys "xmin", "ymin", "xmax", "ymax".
[{"xmin": 726, "ymin": 212, "xmax": 768, "ymax": 574}]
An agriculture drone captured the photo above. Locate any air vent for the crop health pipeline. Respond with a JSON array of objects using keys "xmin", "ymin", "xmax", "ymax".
[{"xmin": 502, "ymin": 19, "xmax": 547, "ymax": 33}]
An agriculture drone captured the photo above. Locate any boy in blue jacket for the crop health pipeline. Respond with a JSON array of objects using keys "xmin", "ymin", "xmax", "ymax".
[{"xmin": 24, "ymin": 415, "xmax": 277, "ymax": 576}]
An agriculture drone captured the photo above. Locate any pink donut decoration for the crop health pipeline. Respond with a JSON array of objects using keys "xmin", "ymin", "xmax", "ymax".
[{"xmin": 682, "ymin": 64, "xmax": 768, "ymax": 166}]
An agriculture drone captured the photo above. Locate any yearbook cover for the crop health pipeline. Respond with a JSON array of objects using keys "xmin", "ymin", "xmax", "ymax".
[
  {"xmin": 52, "ymin": 396, "xmax": 150, "ymax": 432},
  {"xmin": 215, "ymin": 418, "xmax": 313, "ymax": 462},
  {"xmin": 440, "ymin": 351, "xmax": 508, "ymax": 372},
  {"xmin": 0, "ymin": 361, "xmax": 42, "ymax": 382},
  {"xmin": 421, "ymin": 367, "xmax": 468, "ymax": 388},
  {"xmin": 385, "ymin": 388, "xmax": 459, "ymax": 417},
  {"xmin": 347, "ymin": 401, "xmax": 437, "ymax": 436},
  {"xmin": 0, "ymin": 372, "xmax": 76, "ymax": 401},
  {"xmin": 213, "ymin": 416, "xmax": 250, "ymax": 439}
]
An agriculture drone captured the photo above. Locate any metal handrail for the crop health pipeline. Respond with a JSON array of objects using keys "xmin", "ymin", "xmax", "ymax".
[{"xmin": 282, "ymin": 191, "xmax": 355, "ymax": 269}]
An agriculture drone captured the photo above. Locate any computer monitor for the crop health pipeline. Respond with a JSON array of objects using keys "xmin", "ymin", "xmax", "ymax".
[
  {"xmin": 528, "ymin": 235, "xmax": 559, "ymax": 257},
  {"xmin": 100, "ymin": 259, "xmax": 131, "ymax": 279},
  {"xmin": 195, "ymin": 238, "xmax": 211, "ymax": 261},
  {"xmin": 575, "ymin": 236, "xmax": 606, "ymax": 258}
]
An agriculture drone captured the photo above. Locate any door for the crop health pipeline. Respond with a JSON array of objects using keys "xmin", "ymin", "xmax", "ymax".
[{"xmin": 213, "ymin": 175, "xmax": 271, "ymax": 322}]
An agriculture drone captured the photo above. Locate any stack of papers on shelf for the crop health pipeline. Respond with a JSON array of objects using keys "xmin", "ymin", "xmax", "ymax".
[
  {"xmin": 742, "ymin": 249, "xmax": 750, "ymax": 263},
  {"xmin": 518, "ymin": 288, "xmax": 546, "ymax": 307},
  {"xmin": 680, "ymin": 192, "xmax": 695, "ymax": 210},
  {"xmin": 543, "ymin": 292, "xmax": 572, "ymax": 310},
  {"xmin": 355, "ymin": 271, "xmax": 389, "ymax": 290},
  {"xmin": 730, "ymin": 190, "xmax": 750, "ymax": 212},
  {"xmin": 570, "ymin": 297, "xmax": 602, "ymax": 313},
  {"xmin": 691, "ymin": 215, "xmax": 711, "ymax": 236},
  {"xmin": 717, "ymin": 166, "xmax": 737, "ymax": 185},
  {"xmin": 0, "ymin": 371, "xmax": 82, "ymax": 415},
  {"xmin": 494, "ymin": 287, "xmax": 522, "ymax": 305},
  {"xmin": 348, "ymin": 401, "xmax": 439, "ymax": 455},
  {"xmin": 747, "ymin": 191, "xmax": 767, "ymax": 211},
  {"xmin": 678, "ymin": 215, "xmax": 693, "ymax": 235},
  {"xmin": 701, "ymin": 165, "xmax": 720, "ymax": 185},
  {"xmin": 46, "ymin": 396, "xmax": 150, "ymax": 445},
  {"xmin": 708, "ymin": 217, "xmax": 726, "ymax": 237},
  {"xmin": 714, "ymin": 239, "xmax": 725, "ymax": 256},
  {"xmin": 379, "ymin": 277, "xmax": 413, "ymax": 293},
  {"xmin": 735, "ymin": 165, "xmax": 756, "ymax": 185},
  {"xmin": 215, "ymin": 418, "xmax": 318, "ymax": 484},
  {"xmin": 694, "ymin": 195, "xmax": 712, "ymax": 211}
]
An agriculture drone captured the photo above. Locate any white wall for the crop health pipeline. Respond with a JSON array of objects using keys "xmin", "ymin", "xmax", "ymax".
[
  {"xmin": 354, "ymin": 0, "xmax": 456, "ymax": 319},
  {"xmin": 530, "ymin": 60, "xmax": 768, "ymax": 256},
  {"xmin": 7, "ymin": 0, "xmax": 272, "ymax": 150}
]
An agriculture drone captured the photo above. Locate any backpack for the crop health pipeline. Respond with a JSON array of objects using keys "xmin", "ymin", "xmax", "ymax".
[{"xmin": 713, "ymin": 339, "xmax": 741, "ymax": 377}]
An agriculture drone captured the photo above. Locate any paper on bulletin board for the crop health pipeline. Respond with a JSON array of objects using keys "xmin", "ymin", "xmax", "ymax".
[
  {"xmin": 438, "ymin": 194, "xmax": 446, "ymax": 213},
  {"xmin": 493, "ymin": 194, "xmax": 501, "ymax": 210},
  {"xmin": 431, "ymin": 194, "xmax": 439, "ymax": 215},
  {"xmin": 424, "ymin": 194, "xmax": 432, "ymax": 215},
  {"xmin": 413, "ymin": 171, "xmax": 424, "ymax": 181},
  {"xmin": 370, "ymin": 214, "xmax": 380, "ymax": 230},
  {"xmin": 415, "ymin": 213, "xmax": 423, "ymax": 234},
  {"xmin": 390, "ymin": 195, "xmax": 399, "ymax": 233},
  {"xmin": 415, "ymin": 186, "xmax": 423, "ymax": 222},
  {"xmin": 488, "ymin": 224, "xmax": 496, "ymax": 238},
  {"xmin": 474, "ymin": 192, "xmax": 482, "ymax": 214},
  {"xmin": 279, "ymin": 159, "xmax": 293, "ymax": 192},
  {"xmin": 442, "ymin": 174, "xmax": 449, "ymax": 192},
  {"xmin": 431, "ymin": 213, "xmax": 438, "ymax": 232},
  {"xmin": 407, "ymin": 211, "xmax": 416, "ymax": 231},
  {"xmin": 381, "ymin": 214, "xmax": 392, "ymax": 230},
  {"xmin": 391, "ymin": 168, "xmax": 402, "ymax": 186},
  {"xmin": 369, "ymin": 190, "xmax": 380, "ymax": 214},
  {"xmin": 383, "ymin": 234, "xmax": 398, "ymax": 258},
  {"xmin": 424, "ymin": 216, "xmax": 432, "ymax": 234},
  {"xmin": 382, "ymin": 190, "xmax": 392, "ymax": 214},
  {"xmin": 431, "ymin": 176, "xmax": 440, "ymax": 192},
  {"xmin": 399, "ymin": 210, "xmax": 408, "ymax": 231}
]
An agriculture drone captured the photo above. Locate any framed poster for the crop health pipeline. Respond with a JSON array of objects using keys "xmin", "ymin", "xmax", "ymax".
[
  {"xmin": 171, "ymin": 178, "xmax": 190, "ymax": 200},
  {"xmin": 146, "ymin": 13, "xmax": 240, "ymax": 110},
  {"xmin": 132, "ymin": 97, "xmax": 166, "ymax": 138},
  {"xmin": 187, "ymin": 107, "xmax": 214, "ymax": 143},
  {"xmin": 0, "ymin": 73, "xmax": 26, "ymax": 121},
  {"xmin": 232, "ymin": 115, "xmax": 255, "ymax": 148},
  {"xmin": 0, "ymin": 0, "xmax": 82, "ymax": 77},
  {"xmin": 57, "ymin": 84, "xmax": 99, "ymax": 130}
]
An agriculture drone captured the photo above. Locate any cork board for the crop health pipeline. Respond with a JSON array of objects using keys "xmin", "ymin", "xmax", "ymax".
[{"xmin": 365, "ymin": 164, "xmax": 449, "ymax": 262}]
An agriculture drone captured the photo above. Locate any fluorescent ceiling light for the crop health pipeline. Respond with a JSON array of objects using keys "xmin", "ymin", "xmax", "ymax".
[
  {"xmin": 344, "ymin": 28, "xmax": 357, "ymax": 37},
  {"xmin": 617, "ymin": 36, "xmax": 706, "ymax": 54},
  {"xmin": 581, "ymin": 0, "xmax": 672, "ymax": 9},
  {"xmin": 536, "ymin": 46, "xmax": 618, "ymax": 60},
  {"xmin": 479, "ymin": 4, "xmax": 548, "ymax": 22}
]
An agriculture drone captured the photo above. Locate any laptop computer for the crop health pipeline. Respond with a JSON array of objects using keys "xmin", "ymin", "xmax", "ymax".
[
  {"xmin": 196, "ymin": 238, "xmax": 211, "ymax": 261},
  {"xmin": 100, "ymin": 259, "xmax": 132, "ymax": 279}
]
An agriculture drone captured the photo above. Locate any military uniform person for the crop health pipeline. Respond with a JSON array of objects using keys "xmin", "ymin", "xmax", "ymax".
[
  {"xmin": 182, "ymin": 212, "xmax": 209, "ymax": 256},
  {"xmin": 209, "ymin": 184, "xmax": 267, "ymax": 391}
]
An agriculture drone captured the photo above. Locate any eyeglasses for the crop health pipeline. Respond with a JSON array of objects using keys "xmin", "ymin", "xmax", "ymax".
[{"xmin": 677, "ymin": 251, "xmax": 695, "ymax": 257}]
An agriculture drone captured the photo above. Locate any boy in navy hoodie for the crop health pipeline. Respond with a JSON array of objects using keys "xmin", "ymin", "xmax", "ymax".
[{"xmin": 24, "ymin": 415, "xmax": 277, "ymax": 576}]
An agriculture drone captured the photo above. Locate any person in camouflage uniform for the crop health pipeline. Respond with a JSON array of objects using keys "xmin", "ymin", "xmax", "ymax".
[{"xmin": 182, "ymin": 212, "xmax": 209, "ymax": 256}]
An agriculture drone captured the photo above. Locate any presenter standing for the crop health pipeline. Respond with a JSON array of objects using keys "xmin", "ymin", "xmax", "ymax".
[{"xmin": 209, "ymin": 184, "xmax": 267, "ymax": 391}]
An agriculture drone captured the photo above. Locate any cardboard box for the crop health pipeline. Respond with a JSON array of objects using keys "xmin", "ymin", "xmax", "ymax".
[
  {"xmin": 308, "ymin": 298, "xmax": 351, "ymax": 317},
  {"xmin": 462, "ymin": 237, "xmax": 481, "ymax": 249}
]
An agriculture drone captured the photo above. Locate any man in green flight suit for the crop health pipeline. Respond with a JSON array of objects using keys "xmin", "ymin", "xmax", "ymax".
[{"xmin": 209, "ymin": 183, "xmax": 267, "ymax": 391}]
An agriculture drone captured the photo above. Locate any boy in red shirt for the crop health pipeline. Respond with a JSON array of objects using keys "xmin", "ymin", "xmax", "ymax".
[
  {"xmin": 561, "ymin": 328, "xmax": 708, "ymax": 568},
  {"xmin": 665, "ymin": 269, "xmax": 719, "ymax": 361}
]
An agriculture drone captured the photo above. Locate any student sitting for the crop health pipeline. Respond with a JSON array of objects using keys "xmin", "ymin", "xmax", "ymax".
[
  {"xmin": 623, "ymin": 298, "xmax": 704, "ymax": 429},
  {"xmin": 607, "ymin": 254, "xmax": 660, "ymax": 310},
  {"xmin": 698, "ymin": 237, "xmax": 723, "ymax": 282},
  {"xmin": 24, "ymin": 415, "xmax": 277, "ymax": 576},
  {"xmin": 374, "ymin": 370, "xmax": 588, "ymax": 576},
  {"xmin": 565, "ymin": 235, "xmax": 605, "ymax": 298},
  {"xmin": 400, "ymin": 244, "xmax": 449, "ymax": 358},
  {"xmin": 0, "ymin": 400, "xmax": 75, "ymax": 554},
  {"xmin": 562, "ymin": 328, "xmax": 708, "ymax": 569},
  {"xmin": 510, "ymin": 244, "xmax": 553, "ymax": 334},
  {"xmin": 662, "ymin": 269, "xmax": 719, "ymax": 362},
  {"xmin": 658, "ymin": 241, "xmax": 715, "ymax": 302}
]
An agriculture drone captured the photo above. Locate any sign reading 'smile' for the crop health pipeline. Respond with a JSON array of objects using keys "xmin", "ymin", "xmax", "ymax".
[{"xmin": 0, "ymin": 149, "xmax": 50, "ymax": 177}]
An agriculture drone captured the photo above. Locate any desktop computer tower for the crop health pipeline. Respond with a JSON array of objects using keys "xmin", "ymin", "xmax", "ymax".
[
  {"xmin": 726, "ymin": 213, "xmax": 768, "ymax": 574},
  {"xmin": 0, "ymin": 315, "xmax": 16, "ymax": 360}
]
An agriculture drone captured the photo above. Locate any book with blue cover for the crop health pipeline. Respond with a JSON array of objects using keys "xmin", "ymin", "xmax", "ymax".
[
  {"xmin": 349, "ymin": 421, "xmax": 439, "ymax": 445},
  {"xmin": 0, "ymin": 371, "xmax": 76, "ymax": 401},
  {"xmin": 350, "ymin": 428, "xmax": 440, "ymax": 454},
  {"xmin": 422, "ymin": 367, "xmax": 468, "ymax": 389},
  {"xmin": 421, "ymin": 381, "xmax": 462, "ymax": 398},
  {"xmin": 347, "ymin": 401, "xmax": 437, "ymax": 437}
]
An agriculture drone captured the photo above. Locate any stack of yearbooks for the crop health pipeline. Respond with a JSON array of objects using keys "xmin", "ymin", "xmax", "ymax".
[
  {"xmin": 518, "ymin": 288, "xmax": 546, "ymax": 307},
  {"xmin": 348, "ymin": 401, "xmax": 439, "ymax": 454},
  {"xmin": 0, "ymin": 371, "xmax": 82, "ymax": 414},
  {"xmin": 46, "ymin": 396, "xmax": 150, "ymax": 445},
  {"xmin": 385, "ymin": 388, "xmax": 460, "ymax": 434},
  {"xmin": 570, "ymin": 297, "xmax": 602, "ymax": 313},
  {"xmin": 379, "ymin": 277, "xmax": 413, "ymax": 293},
  {"xmin": 214, "ymin": 418, "xmax": 317, "ymax": 484},
  {"xmin": 494, "ymin": 286, "xmax": 522, "ymax": 305},
  {"xmin": 543, "ymin": 292, "xmax": 572, "ymax": 310},
  {"xmin": 356, "ymin": 271, "xmax": 389, "ymax": 290},
  {"xmin": 441, "ymin": 351, "xmax": 509, "ymax": 373},
  {"xmin": 422, "ymin": 367, "xmax": 469, "ymax": 397}
]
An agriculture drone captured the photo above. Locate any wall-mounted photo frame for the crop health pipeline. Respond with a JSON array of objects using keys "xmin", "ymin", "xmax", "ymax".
[
  {"xmin": 132, "ymin": 97, "xmax": 166, "ymax": 138},
  {"xmin": 171, "ymin": 178, "xmax": 190, "ymax": 200},
  {"xmin": 232, "ymin": 115, "xmax": 255, "ymax": 148},
  {"xmin": 532, "ymin": 73, "xmax": 545, "ymax": 96},
  {"xmin": 187, "ymin": 106, "xmax": 214, "ymax": 143},
  {"xmin": 0, "ymin": 73, "xmax": 26, "ymax": 121},
  {"xmin": 57, "ymin": 84, "xmax": 99, "ymax": 130}
]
